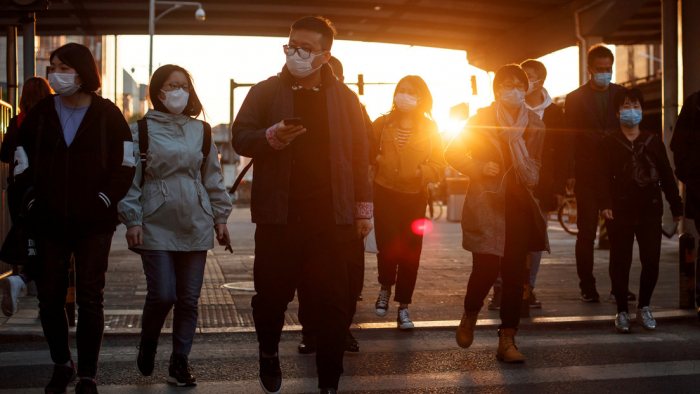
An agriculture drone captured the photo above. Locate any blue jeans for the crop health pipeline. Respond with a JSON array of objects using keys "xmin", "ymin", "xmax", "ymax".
[{"xmin": 140, "ymin": 250, "xmax": 207, "ymax": 356}]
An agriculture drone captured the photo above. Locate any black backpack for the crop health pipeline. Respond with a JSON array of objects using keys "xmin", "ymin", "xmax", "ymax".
[
  {"xmin": 136, "ymin": 118, "xmax": 211, "ymax": 187},
  {"xmin": 613, "ymin": 133, "xmax": 659, "ymax": 188}
]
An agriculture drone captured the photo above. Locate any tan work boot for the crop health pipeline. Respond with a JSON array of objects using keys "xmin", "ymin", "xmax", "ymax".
[
  {"xmin": 456, "ymin": 310, "xmax": 479, "ymax": 348},
  {"xmin": 496, "ymin": 328, "xmax": 524, "ymax": 363}
]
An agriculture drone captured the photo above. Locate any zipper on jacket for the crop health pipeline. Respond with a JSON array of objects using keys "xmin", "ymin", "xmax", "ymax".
[{"xmin": 65, "ymin": 150, "xmax": 69, "ymax": 229}]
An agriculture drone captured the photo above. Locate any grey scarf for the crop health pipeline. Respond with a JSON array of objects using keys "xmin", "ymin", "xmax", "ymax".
[{"xmin": 496, "ymin": 100, "xmax": 540, "ymax": 186}]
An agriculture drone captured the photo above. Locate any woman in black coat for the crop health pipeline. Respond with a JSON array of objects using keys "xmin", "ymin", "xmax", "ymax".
[{"xmin": 597, "ymin": 88, "xmax": 683, "ymax": 334}]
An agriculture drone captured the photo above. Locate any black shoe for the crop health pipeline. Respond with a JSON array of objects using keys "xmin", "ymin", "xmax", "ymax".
[
  {"xmin": 608, "ymin": 290, "xmax": 637, "ymax": 302},
  {"xmin": 298, "ymin": 335, "xmax": 317, "ymax": 354},
  {"xmin": 320, "ymin": 389, "xmax": 337, "ymax": 394},
  {"xmin": 529, "ymin": 292, "xmax": 542, "ymax": 308},
  {"xmin": 167, "ymin": 355, "xmax": 196, "ymax": 387},
  {"xmin": 580, "ymin": 290, "xmax": 600, "ymax": 303},
  {"xmin": 488, "ymin": 287, "xmax": 502, "ymax": 310},
  {"xmin": 259, "ymin": 352, "xmax": 282, "ymax": 394},
  {"xmin": 44, "ymin": 360, "xmax": 76, "ymax": 394},
  {"xmin": 137, "ymin": 337, "xmax": 158, "ymax": 376},
  {"xmin": 75, "ymin": 378, "xmax": 99, "ymax": 394},
  {"xmin": 345, "ymin": 331, "xmax": 360, "ymax": 352}
]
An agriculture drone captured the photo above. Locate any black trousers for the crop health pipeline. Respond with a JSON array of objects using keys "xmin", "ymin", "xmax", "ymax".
[
  {"xmin": 298, "ymin": 238, "xmax": 364, "ymax": 337},
  {"xmin": 574, "ymin": 182, "xmax": 603, "ymax": 294},
  {"xmin": 251, "ymin": 198, "xmax": 354, "ymax": 390},
  {"xmin": 607, "ymin": 219, "xmax": 662, "ymax": 313},
  {"xmin": 463, "ymin": 197, "xmax": 530, "ymax": 330},
  {"xmin": 374, "ymin": 184, "xmax": 427, "ymax": 304},
  {"xmin": 35, "ymin": 231, "xmax": 113, "ymax": 378}
]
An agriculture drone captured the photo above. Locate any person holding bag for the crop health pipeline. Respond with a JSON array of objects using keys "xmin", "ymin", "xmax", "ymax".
[
  {"xmin": 596, "ymin": 88, "xmax": 683, "ymax": 333},
  {"xmin": 12, "ymin": 43, "xmax": 135, "ymax": 394},
  {"xmin": 117, "ymin": 65, "xmax": 232, "ymax": 387},
  {"xmin": 445, "ymin": 64, "xmax": 547, "ymax": 363},
  {"xmin": 371, "ymin": 75, "xmax": 446, "ymax": 329}
]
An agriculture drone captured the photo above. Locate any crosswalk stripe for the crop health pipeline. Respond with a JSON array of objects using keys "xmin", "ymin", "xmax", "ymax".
[
  {"xmin": 1, "ymin": 360, "xmax": 698, "ymax": 393},
  {"xmin": 0, "ymin": 332, "xmax": 686, "ymax": 367}
]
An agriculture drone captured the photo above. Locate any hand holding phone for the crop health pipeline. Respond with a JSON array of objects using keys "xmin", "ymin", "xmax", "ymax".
[{"xmin": 275, "ymin": 118, "xmax": 306, "ymax": 143}]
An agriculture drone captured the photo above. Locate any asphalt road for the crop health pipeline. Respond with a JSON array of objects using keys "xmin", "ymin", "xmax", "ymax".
[{"xmin": 2, "ymin": 317, "xmax": 699, "ymax": 393}]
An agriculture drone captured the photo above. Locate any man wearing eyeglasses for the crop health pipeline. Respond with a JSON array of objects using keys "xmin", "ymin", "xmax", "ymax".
[
  {"xmin": 564, "ymin": 44, "xmax": 626, "ymax": 304},
  {"xmin": 231, "ymin": 16, "xmax": 373, "ymax": 394}
]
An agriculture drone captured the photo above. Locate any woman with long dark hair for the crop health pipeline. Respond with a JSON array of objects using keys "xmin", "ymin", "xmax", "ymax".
[
  {"xmin": 445, "ymin": 64, "xmax": 547, "ymax": 363},
  {"xmin": 12, "ymin": 43, "xmax": 136, "ymax": 394},
  {"xmin": 118, "ymin": 64, "xmax": 232, "ymax": 386},
  {"xmin": 0, "ymin": 76, "xmax": 53, "ymax": 317},
  {"xmin": 371, "ymin": 75, "xmax": 446, "ymax": 329}
]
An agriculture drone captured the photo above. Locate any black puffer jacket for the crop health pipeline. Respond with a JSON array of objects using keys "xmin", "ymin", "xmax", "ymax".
[
  {"xmin": 597, "ymin": 130, "xmax": 683, "ymax": 223},
  {"xmin": 14, "ymin": 93, "xmax": 136, "ymax": 235}
]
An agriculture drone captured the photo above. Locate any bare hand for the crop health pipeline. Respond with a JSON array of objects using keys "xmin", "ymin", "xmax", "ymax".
[
  {"xmin": 274, "ymin": 120, "xmax": 306, "ymax": 143},
  {"xmin": 215, "ymin": 223, "xmax": 231, "ymax": 246},
  {"xmin": 415, "ymin": 168, "xmax": 422, "ymax": 178},
  {"xmin": 126, "ymin": 225, "xmax": 143, "ymax": 248},
  {"xmin": 482, "ymin": 161, "xmax": 500, "ymax": 177},
  {"xmin": 673, "ymin": 216, "xmax": 683, "ymax": 222},
  {"xmin": 355, "ymin": 218, "xmax": 373, "ymax": 239},
  {"xmin": 601, "ymin": 209, "xmax": 614, "ymax": 220}
]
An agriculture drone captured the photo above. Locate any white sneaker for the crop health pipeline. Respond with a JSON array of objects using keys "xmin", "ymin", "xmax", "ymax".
[
  {"xmin": 397, "ymin": 308, "xmax": 414, "ymax": 330},
  {"xmin": 1, "ymin": 275, "xmax": 26, "ymax": 317},
  {"xmin": 374, "ymin": 289, "xmax": 391, "ymax": 317}
]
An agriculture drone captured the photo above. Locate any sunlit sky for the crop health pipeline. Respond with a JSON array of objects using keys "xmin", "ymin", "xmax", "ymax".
[{"xmin": 118, "ymin": 35, "xmax": 614, "ymax": 137}]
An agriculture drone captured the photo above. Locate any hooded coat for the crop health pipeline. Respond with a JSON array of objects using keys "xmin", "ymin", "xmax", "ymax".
[
  {"xmin": 118, "ymin": 110, "xmax": 232, "ymax": 251},
  {"xmin": 444, "ymin": 103, "xmax": 549, "ymax": 257}
]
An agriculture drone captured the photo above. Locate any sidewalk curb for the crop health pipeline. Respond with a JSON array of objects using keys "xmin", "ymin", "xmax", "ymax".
[{"xmin": 1, "ymin": 310, "xmax": 696, "ymax": 339}]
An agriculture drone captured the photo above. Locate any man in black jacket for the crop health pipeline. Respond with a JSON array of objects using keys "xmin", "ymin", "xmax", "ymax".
[
  {"xmin": 230, "ymin": 17, "xmax": 372, "ymax": 394},
  {"xmin": 670, "ymin": 89, "xmax": 700, "ymax": 310},
  {"xmin": 565, "ymin": 44, "xmax": 625, "ymax": 303}
]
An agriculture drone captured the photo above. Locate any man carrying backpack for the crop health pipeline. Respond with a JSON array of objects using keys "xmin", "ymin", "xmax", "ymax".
[
  {"xmin": 596, "ymin": 88, "xmax": 683, "ymax": 334},
  {"xmin": 671, "ymin": 88, "xmax": 700, "ymax": 317}
]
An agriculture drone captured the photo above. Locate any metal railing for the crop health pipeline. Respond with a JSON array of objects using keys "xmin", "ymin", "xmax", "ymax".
[{"xmin": 0, "ymin": 99, "xmax": 13, "ymax": 278}]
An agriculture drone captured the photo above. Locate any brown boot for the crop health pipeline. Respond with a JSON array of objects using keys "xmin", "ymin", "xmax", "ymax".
[
  {"xmin": 456, "ymin": 310, "xmax": 479, "ymax": 348},
  {"xmin": 496, "ymin": 328, "xmax": 524, "ymax": 363}
]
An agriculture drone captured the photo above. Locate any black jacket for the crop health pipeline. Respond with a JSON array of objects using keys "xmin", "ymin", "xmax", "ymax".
[
  {"xmin": 671, "ymin": 91, "xmax": 700, "ymax": 185},
  {"xmin": 14, "ymin": 94, "xmax": 136, "ymax": 235},
  {"xmin": 565, "ymin": 82, "xmax": 624, "ymax": 186},
  {"xmin": 597, "ymin": 130, "xmax": 683, "ymax": 223},
  {"xmin": 534, "ymin": 103, "xmax": 567, "ymax": 212},
  {"xmin": 230, "ymin": 64, "xmax": 372, "ymax": 225}
]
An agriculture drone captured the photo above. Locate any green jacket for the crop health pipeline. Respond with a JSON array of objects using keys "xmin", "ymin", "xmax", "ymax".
[{"xmin": 118, "ymin": 110, "xmax": 232, "ymax": 251}]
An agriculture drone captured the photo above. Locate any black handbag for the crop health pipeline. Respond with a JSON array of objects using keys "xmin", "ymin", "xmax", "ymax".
[{"xmin": 0, "ymin": 186, "xmax": 38, "ymax": 266}]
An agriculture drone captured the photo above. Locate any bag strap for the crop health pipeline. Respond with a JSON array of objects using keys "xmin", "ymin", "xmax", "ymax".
[
  {"xmin": 229, "ymin": 160, "xmax": 253, "ymax": 194},
  {"xmin": 137, "ymin": 118, "xmax": 148, "ymax": 187},
  {"xmin": 200, "ymin": 121, "xmax": 212, "ymax": 179}
]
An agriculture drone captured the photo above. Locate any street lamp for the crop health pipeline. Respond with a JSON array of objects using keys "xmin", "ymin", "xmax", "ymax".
[{"xmin": 148, "ymin": 0, "xmax": 206, "ymax": 78}]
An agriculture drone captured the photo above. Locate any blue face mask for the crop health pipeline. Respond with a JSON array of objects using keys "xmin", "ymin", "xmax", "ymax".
[
  {"xmin": 592, "ymin": 72, "xmax": 612, "ymax": 88},
  {"xmin": 619, "ymin": 109, "xmax": 643, "ymax": 127}
]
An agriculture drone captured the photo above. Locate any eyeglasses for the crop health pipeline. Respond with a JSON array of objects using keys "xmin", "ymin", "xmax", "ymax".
[
  {"xmin": 498, "ymin": 83, "xmax": 527, "ymax": 92},
  {"xmin": 283, "ymin": 45, "xmax": 318, "ymax": 59},
  {"xmin": 166, "ymin": 83, "xmax": 190, "ymax": 92}
]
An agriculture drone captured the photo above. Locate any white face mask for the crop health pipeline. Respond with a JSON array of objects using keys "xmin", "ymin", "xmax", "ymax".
[
  {"xmin": 160, "ymin": 88, "xmax": 189, "ymax": 114},
  {"xmin": 286, "ymin": 49, "xmax": 327, "ymax": 79},
  {"xmin": 499, "ymin": 89, "xmax": 526, "ymax": 108},
  {"xmin": 526, "ymin": 79, "xmax": 542, "ymax": 95},
  {"xmin": 394, "ymin": 93, "xmax": 419, "ymax": 113},
  {"xmin": 49, "ymin": 73, "xmax": 81, "ymax": 96}
]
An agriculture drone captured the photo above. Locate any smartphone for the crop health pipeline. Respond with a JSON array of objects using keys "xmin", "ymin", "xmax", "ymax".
[{"xmin": 283, "ymin": 117, "xmax": 303, "ymax": 127}]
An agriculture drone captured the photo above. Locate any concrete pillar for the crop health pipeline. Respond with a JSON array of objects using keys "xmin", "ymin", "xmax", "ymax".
[
  {"xmin": 661, "ymin": 0, "xmax": 679, "ymax": 236},
  {"xmin": 5, "ymin": 26, "xmax": 18, "ymax": 115},
  {"xmin": 22, "ymin": 13, "xmax": 35, "ymax": 80},
  {"xmin": 681, "ymin": 0, "xmax": 700, "ymax": 95},
  {"xmin": 579, "ymin": 36, "xmax": 603, "ymax": 85}
]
